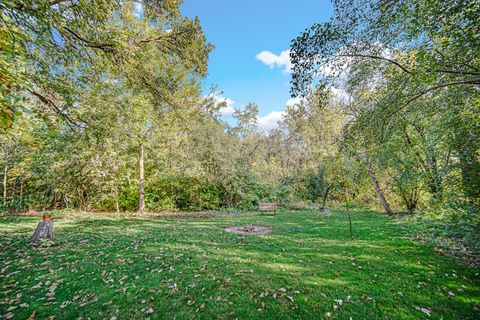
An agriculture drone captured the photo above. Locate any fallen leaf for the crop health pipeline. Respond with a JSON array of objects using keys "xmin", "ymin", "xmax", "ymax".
[
  {"xmin": 414, "ymin": 306, "xmax": 432, "ymax": 317},
  {"xmin": 237, "ymin": 269, "xmax": 253, "ymax": 273},
  {"xmin": 145, "ymin": 307, "xmax": 154, "ymax": 314},
  {"xmin": 32, "ymin": 282, "xmax": 43, "ymax": 289}
]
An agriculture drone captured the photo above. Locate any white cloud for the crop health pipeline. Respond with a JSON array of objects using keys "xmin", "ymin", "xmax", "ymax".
[
  {"xmin": 330, "ymin": 87, "xmax": 351, "ymax": 102},
  {"xmin": 209, "ymin": 94, "xmax": 236, "ymax": 117},
  {"xmin": 256, "ymin": 50, "xmax": 293, "ymax": 74},
  {"xmin": 257, "ymin": 111, "xmax": 285, "ymax": 131},
  {"xmin": 254, "ymin": 97, "xmax": 309, "ymax": 132},
  {"xmin": 286, "ymin": 88, "xmax": 349, "ymax": 105},
  {"xmin": 285, "ymin": 96, "xmax": 306, "ymax": 107},
  {"xmin": 330, "ymin": 87, "xmax": 340, "ymax": 97},
  {"xmin": 219, "ymin": 101, "xmax": 235, "ymax": 117}
]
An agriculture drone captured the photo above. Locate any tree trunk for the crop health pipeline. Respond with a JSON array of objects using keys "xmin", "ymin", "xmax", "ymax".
[
  {"xmin": 20, "ymin": 178, "xmax": 24, "ymax": 204},
  {"xmin": 2, "ymin": 165, "xmax": 7, "ymax": 206},
  {"xmin": 52, "ymin": 192, "xmax": 57, "ymax": 209},
  {"xmin": 426, "ymin": 154, "xmax": 443, "ymax": 199},
  {"xmin": 368, "ymin": 162, "xmax": 394, "ymax": 215},
  {"xmin": 345, "ymin": 191, "xmax": 353, "ymax": 238},
  {"xmin": 233, "ymin": 194, "xmax": 238, "ymax": 208},
  {"xmin": 321, "ymin": 184, "xmax": 332, "ymax": 210},
  {"xmin": 115, "ymin": 185, "xmax": 120, "ymax": 213},
  {"xmin": 225, "ymin": 190, "xmax": 230, "ymax": 208},
  {"xmin": 139, "ymin": 144, "xmax": 145, "ymax": 213},
  {"xmin": 11, "ymin": 177, "xmax": 17, "ymax": 203},
  {"xmin": 30, "ymin": 221, "xmax": 55, "ymax": 244},
  {"xmin": 168, "ymin": 142, "xmax": 172, "ymax": 171}
]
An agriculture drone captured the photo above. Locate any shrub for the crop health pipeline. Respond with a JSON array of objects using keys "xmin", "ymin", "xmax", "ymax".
[{"xmin": 409, "ymin": 202, "xmax": 480, "ymax": 259}]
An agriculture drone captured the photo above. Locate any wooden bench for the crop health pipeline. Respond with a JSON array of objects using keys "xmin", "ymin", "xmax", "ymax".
[{"xmin": 259, "ymin": 202, "xmax": 278, "ymax": 214}]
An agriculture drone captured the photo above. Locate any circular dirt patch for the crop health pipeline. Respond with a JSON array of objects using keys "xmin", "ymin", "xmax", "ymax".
[{"xmin": 224, "ymin": 225, "xmax": 272, "ymax": 235}]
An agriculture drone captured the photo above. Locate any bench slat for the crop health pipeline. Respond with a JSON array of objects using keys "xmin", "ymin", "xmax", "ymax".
[{"xmin": 259, "ymin": 202, "xmax": 278, "ymax": 211}]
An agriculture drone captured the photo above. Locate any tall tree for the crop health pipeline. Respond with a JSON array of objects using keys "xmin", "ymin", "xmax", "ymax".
[
  {"xmin": 1, "ymin": 0, "xmax": 211, "ymax": 130},
  {"xmin": 290, "ymin": 0, "xmax": 480, "ymax": 106}
]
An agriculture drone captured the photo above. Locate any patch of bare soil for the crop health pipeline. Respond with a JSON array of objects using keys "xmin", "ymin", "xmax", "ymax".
[
  {"xmin": 319, "ymin": 209, "xmax": 333, "ymax": 217},
  {"xmin": 147, "ymin": 210, "xmax": 225, "ymax": 219},
  {"xmin": 224, "ymin": 225, "xmax": 272, "ymax": 235},
  {"xmin": 1, "ymin": 210, "xmax": 226, "ymax": 220}
]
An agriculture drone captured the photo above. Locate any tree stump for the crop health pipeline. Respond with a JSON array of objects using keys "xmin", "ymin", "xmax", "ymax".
[{"xmin": 30, "ymin": 221, "xmax": 55, "ymax": 244}]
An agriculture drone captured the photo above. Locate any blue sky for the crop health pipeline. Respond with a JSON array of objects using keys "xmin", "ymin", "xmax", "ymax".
[{"xmin": 180, "ymin": 0, "xmax": 334, "ymax": 130}]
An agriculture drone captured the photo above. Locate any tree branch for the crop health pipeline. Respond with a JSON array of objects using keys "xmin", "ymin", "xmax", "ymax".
[
  {"xmin": 388, "ymin": 78, "xmax": 480, "ymax": 118},
  {"xmin": 433, "ymin": 69, "xmax": 480, "ymax": 76},
  {"xmin": 60, "ymin": 26, "xmax": 114, "ymax": 52},
  {"xmin": 338, "ymin": 54, "xmax": 412, "ymax": 74},
  {"xmin": 27, "ymin": 89, "xmax": 80, "ymax": 133},
  {"xmin": 403, "ymin": 78, "xmax": 480, "ymax": 109},
  {"xmin": 49, "ymin": 0, "xmax": 70, "ymax": 6}
]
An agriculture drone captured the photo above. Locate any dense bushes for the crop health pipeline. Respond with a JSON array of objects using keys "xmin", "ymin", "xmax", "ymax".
[
  {"xmin": 413, "ymin": 203, "xmax": 480, "ymax": 253},
  {"xmin": 390, "ymin": 199, "xmax": 480, "ymax": 266}
]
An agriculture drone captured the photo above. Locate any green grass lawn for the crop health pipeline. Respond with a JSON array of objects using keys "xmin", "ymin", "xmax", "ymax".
[{"xmin": 1, "ymin": 209, "xmax": 479, "ymax": 319}]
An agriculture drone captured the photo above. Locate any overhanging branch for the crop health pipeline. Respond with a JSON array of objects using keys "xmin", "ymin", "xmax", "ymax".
[
  {"xmin": 387, "ymin": 78, "xmax": 480, "ymax": 118},
  {"xmin": 338, "ymin": 54, "xmax": 412, "ymax": 74}
]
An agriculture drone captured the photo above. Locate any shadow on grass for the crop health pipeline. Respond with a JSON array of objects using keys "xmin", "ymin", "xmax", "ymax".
[{"xmin": 0, "ymin": 209, "xmax": 479, "ymax": 319}]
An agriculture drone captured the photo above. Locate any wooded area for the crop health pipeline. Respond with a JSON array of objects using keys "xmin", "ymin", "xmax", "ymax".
[
  {"xmin": 2, "ymin": 0, "xmax": 479, "ymax": 242},
  {"xmin": 0, "ymin": 0, "xmax": 479, "ymax": 318}
]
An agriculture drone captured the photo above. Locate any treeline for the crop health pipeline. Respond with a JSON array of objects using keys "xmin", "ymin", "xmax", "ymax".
[
  {"xmin": 1, "ymin": 0, "xmax": 479, "ymax": 219},
  {"xmin": 287, "ymin": 0, "xmax": 480, "ymax": 215},
  {"xmin": 0, "ymin": 89, "xmax": 347, "ymax": 212},
  {"xmin": 3, "ymin": 84, "xmax": 478, "ymax": 214}
]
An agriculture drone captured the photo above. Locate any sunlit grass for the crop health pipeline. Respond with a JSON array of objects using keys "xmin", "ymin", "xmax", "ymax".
[{"xmin": 0, "ymin": 209, "xmax": 479, "ymax": 319}]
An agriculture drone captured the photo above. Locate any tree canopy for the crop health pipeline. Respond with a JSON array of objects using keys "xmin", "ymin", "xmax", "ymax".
[
  {"xmin": 290, "ymin": 0, "xmax": 480, "ymax": 109},
  {"xmin": 0, "ymin": 0, "xmax": 211, "ymax": 131}
]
